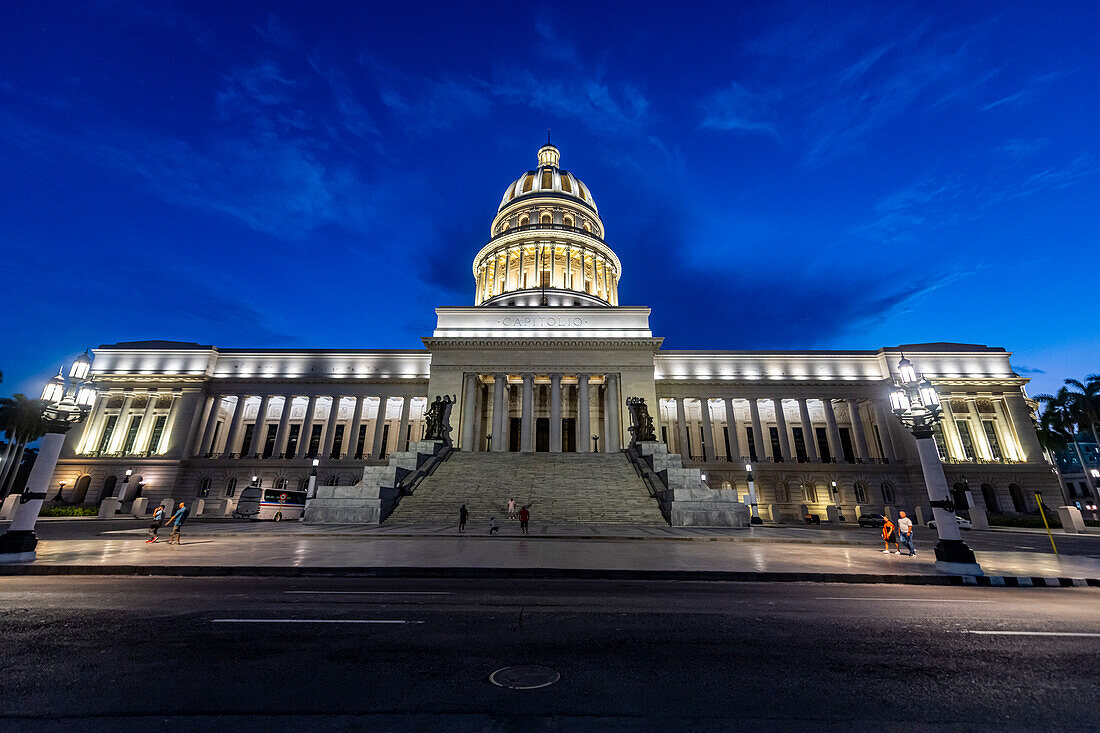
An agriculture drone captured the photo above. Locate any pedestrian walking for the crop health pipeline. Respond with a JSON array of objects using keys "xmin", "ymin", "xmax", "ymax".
[
  {"xmin": 897, "ymin": 511, "xmax": 916, "ymax": 556},
  {"xmin": 518, "ymin": 505, "xmax": 530, "ymax": 535},
  {"xmin": 459, "ymin": 503, "xmax": 468, "ymax": 534},
  {"xmin": 488, "ymin": 517, "xmax": 500, "ymax": 536},
  {"xmin": 165, "ymin": 502, "xmax": 190, "ymax": 545},
  {"xmin": 881, "ymin": 516, "xmax": 900, "ymax": 554},
  {"xmin": 507, "ymin": 497, "xmax": 516, "ymax": 520},
  {"xmin": 145, "ymin": 504, "xmax": 166, "ymax": 543}
]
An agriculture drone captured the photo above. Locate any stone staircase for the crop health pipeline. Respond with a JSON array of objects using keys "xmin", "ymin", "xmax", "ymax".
[{"xmin": 389, "ymin": 451, "xmax": 667, "ymax": 525}]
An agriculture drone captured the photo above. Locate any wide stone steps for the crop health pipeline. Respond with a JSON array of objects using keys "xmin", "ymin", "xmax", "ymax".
[{"xmin": 390, "ymin": 451, "xmax": 667, "ymax": 525}]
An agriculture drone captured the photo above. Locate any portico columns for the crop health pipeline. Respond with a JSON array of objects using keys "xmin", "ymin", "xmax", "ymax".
[
  {"xmin": 296, "ymin": 395, "xmax": 318, "ymax": 458},
  {"xmin": 675, "ymin": 397, "xmax": 689, "ymax": 458},
  {"xmin": 321, "ymin": 396, "xmax": 342, "ymax": 459},
  {"xmin": 370, "ymin": 397, "xmax": 388, "ymax": 459},
  {"xmin": 491, "ymin": 374, "xmax": 507, "ymax": 452},
  {"xmin": 521, "ymin": 373, "xmax": 535, "ymax": 452},
  {"xmin": 723, "ymin": 398, "xmax": 741, "ymax": 461},
  {"xmin": 345, "ymin": 396, "xmax": 365, "ymax": 458},
  {"xmin": 699, "ymin": 398, "xmax": 715, "ymax": 462},
  {"xmin": 550, "ymin": 374, "xmax": 562, "ymax": 452},
  {"xmin": 248, "ymin": 394, "xmax": 272, "ymax": 457},
  {"xmin": 873, "ymin": 400, "xmax": 899, "ymax": 462},
  {"xmin": 107, "ymin": 394, "xmax": 135, "ymax": 453},
  {"xmin": 134, "ymin": 393, "xmax": 159, "ymax": 453},
  {"xmin": 966, "ymin": 398, "xmax": 994, "ymax": 459},
  {"xmin": 749, "ymin": 398, "xmax": 766, "ymax": 461},
  {"xmin": 797, "ymin": 398, "xmax": 819, "ymax": 462},
  {"xmin": 397, "ymin": 396, "xmax": 411, "ymax": 452},
  {"xmin": 577, "ymin": 374, "xmax": 591, "ymax": 453},
  {"xmin": 822, "ymin": 399, "xmax": 843, "ymax": 463},
  {"xmin": 772, "ymin": 398, "xmax": 792, "ymax": 462},
  {"xmin": 846, "ymin": 399, "xmax": 870, "ymax": 461},
  {"xmin": 460, "ymin": 375, "xmax": 478, "ymax": 450},
  {"xmin": 224, "ymin": 396, "xmax": 248, "ymax": 456},
  {"xmin": 197, "ymin": 395, "xmax": 222, "ymax": 456},
  {"xmin": 606, "ymin": 373, "xmax": 620, "ymax": 452},
  {"xmin": 273, "ymin": 396, "xmax": 295, "ymax": 457},
  {"xmin": 1004, "ymin": 392, "xmax": 1042, "ymax": 462}
]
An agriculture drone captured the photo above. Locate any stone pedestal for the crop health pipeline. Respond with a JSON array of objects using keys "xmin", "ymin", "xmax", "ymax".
[
  {"xmin": 130, "ymin": 497, "xmax": 148, "ymax": 517},
  {"xmin": 201, "ymin": 499, "xmax": 228, "ymax": 517},
  {"xmin": 635, "ymin": 441, "xmax": 749, "ymax": 527},
  {"xmin": 0, "ymin": 494, "xmax": 19, "ymax": 520},
  {"xmin": 967, "ymin": 504, "xmax": 990, "ymax": 531},
  {"xmin": 193, "ymin": 499, "xmax": 206, "ymax": 516},
  {"xmin": 825, "ymin": 505, "xmax": 841, "ymax": 523},
  {"xmin": 1057, "ymin": 505, "xmax": 1086, "ymax": 533},
  {"xmin": 914, "ymin": 505, "xmax": 927, "ymax": 526},
  {"xmin": 160, "ymin": 499, "xmax": 175, "ymax": 516},
  {"xmin": 98, "ymin": 498, "xmax": 122, "ymax": 518}
]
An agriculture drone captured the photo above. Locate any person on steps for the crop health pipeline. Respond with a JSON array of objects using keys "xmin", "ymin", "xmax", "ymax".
[
  {"xmin": 518, "ymin": 505, "xmax": 530, "ymax": 535},
  {"xmin": 507, "ymin": 497, "xmax": 516, "ymax": 520},
  {"xmin": 459, "ymin": 504, "xmax": 468, "ymax": 534},
  {"xmin": 489, "ymin": 517, "xmax": 500, "ymax": 536}
]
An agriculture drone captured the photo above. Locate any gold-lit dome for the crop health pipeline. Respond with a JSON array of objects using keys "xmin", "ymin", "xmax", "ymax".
[{"xmin": 497, "ymin": 144, "xmax": 598, "ymax": 215}]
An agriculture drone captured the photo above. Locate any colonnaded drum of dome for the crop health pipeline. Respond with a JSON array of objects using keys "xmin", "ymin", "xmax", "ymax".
[{"xmin": 472, "ymin": 144, "xmax": 621, "ymax": 307}]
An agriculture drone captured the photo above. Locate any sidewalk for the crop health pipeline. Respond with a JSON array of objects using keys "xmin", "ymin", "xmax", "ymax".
[{"xmin": 4, "ymin": 523, "xmax": 1098, "ymax": 586}]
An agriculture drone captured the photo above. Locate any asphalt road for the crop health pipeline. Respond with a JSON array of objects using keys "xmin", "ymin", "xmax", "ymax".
[{"xmin": 1, "ymin": 577, "xmax": 1097, "ymax": 731}]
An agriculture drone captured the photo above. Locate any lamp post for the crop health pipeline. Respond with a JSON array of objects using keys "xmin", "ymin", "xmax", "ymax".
[
  {"xmin": 745, "ymin": 463, "xmax": 761, "ymax": 524},
  {"xmin": 888, "ymin": 356, "xmax": 981, "ymax": 575},
  {"xmin": 0, "ymin": 354, "xmax": 97, "ymax": 563},
  {"xmin": 301, "ymin": 458, "xmax": 319, "ymax": 521},
  {"xmin": 593, "ymin": 434, "xmax": 600, "ymax": 453},
  {"xmin": 117, "ymin": 468, "xmax": 133, "ymax": 502},
  {"xmin": 53, "ymin": 480, "xmax": 67, "ymax": 503}
]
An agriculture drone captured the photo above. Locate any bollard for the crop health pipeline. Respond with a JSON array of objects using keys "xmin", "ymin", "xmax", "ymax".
[
  {"xmin": 98, "ymin": 498, "xmax": 122, "ymax": 518},
  {"xmin": 131, "ymin": 497, "xmax": 149, "ymax": 517},
  {"xmin": 0, "ymin": 494, "xmax": 20, "ymax": 520}
]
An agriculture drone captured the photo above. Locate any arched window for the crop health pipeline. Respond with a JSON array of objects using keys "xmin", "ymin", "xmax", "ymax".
[
  {"xmin": 325, "ymin": 475, "xmax": 339, "ymax": 486},
  {"xmin": 225, "ymin": 477, "xmax": 237, "ymax": 497},
  {"xmin": 198, "ymin": 477, "xmax": 211, "ymax": 497},
  {"xmin": 500, "ymin": 221, "xmax": 509, "ymax": 232},
  {"xmin": 275, "ymin": 477, "xmax": 288, "ymax": 491},
  {"xmin": 801, "ymin": 481, "xmax": 817, "ymax": 503},
  {"xmin": 854, "ymin": 481, "xmax": 868, "ymax": 504},
  {"xmin": 521, "ymin": 174, "xmax": 533, "ymax": 193},
  {"xmin": 540, "ymin": 212, "xmax": 552, "ymax": 224},
  {"xmin": 101, "ymin": 475, "xmax": 117, "ymax": 500},
  {"xmin": 560, "ymin": 175, "xmax": 572, "ymax": 193},
  {"xmin": 298, "ymin": 477, "xmax": 310, "ymax": 491},
  {"xmin": 1008, "ymin": 483, "xmax": 1027, "ymax": 512},
  {"xmin": 519, "ymin": 215, "xmax": 529, "ymax": 227},
  {"xmin": 563, "ymin": 215, "xmax": 574, "ymax": 228},
  {"xmin": 583, "ymin": 221, "xmax": 591, "ymax": 232},
  {"xmin": 775, "ymin": 481, "xmax": 791, "ymax": 503},
  {"xmin": 721, "ymin": 480, "xmax": 732, "ymax": 491},
  {"xmin": 880, "ymin": 481, "xmax": 895, "ymax": 504},
  {"xmin": 72, "ymin": 474, "xmax": 92, "ymax": 504},
  {"xmin": 541, "ymin": 169, "xmax": 553, "ymax": 189},
  {"xmin": 981, "ymin": 483, "xmax": 1000, "ymax": 513}
]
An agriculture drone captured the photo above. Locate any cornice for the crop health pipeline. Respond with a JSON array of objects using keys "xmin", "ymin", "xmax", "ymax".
[{"xmin": 423, "ymin": 337, "xmax": 664, "ymax": 351}]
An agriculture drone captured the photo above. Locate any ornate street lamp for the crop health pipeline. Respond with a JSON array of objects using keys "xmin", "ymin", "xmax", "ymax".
[
  {"xmin": 0, "ymin": 354, "xmax": 98, "ymax": 562},
  {"xmin": 301, "ymin": 459, "xmax": 320, "ymax": 522},
  {"xmin": 745, "ymin": 463, "xmax": 761, "ymax": 524},
  {"xmin": 888, "ymin": 356, "xmax": 981, "ymax": 575}
]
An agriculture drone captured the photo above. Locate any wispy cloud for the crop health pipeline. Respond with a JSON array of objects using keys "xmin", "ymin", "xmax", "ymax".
[
  {"xmin": 981, "ymin": 70, "xmax": 1070, "ymax": 111},
  {"xmin": 996, "ymin": 138, "xmax": 1051, "ymax": 160},
  {"xmin": 1012, "ymin": 364, "xmax": 1047, "ymax": 375},
  {"xmin": 699, "ymin": 83, "xmax": 779, "ymax": 140}
]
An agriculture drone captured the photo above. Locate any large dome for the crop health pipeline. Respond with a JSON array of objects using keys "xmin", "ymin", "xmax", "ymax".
[{"xmin": 497, "ymin": 144, "xmax": 598, "ymax": 214}]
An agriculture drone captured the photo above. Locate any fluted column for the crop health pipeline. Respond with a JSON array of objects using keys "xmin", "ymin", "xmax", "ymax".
[
  {"xmin": 197, "ymin": 395, "xmax": 222, "ymax": 456},
  {"xmin": 748, "ymin": 398, "xmax": 766, "ymax": 461},
  {"xmin": 224, "ymin": 396, "xmax": 248, "ymax": 456},
  {"xmin": 966, "ymin": 398, "xmax": 993, "ymax": 459},
  {"xmin": 990, "ymin": 399, "xmax": 1021, "ymax": 461},
  {"xmin": 606, "ymin": 373, "xmax": 620, "ymax": 452},
  {"xmin": 370, "ymin": 397, "xmax": 388, "ymax": 459},
  {"xmin": 133, "ymin": 393, "xmax": 159, "ymax": 453},
  {"xmin": 344, "ymin": 395, "xmax": 365, "ymax": 458},
  {"xmin": 577, "ymin": 374, "xmax": 591, "ymax": 453},
  {"xmin": 296, "ymin": 395, "xmax": 318, "ymax": 458},
  {"xmin": 939, "ymin": 397, "xmax": 966, "ymax": 460},
  {"xmin": 822, "ymin": 399, "xmax": 844, "ymax": 463},
  {"xmin": 273, "ymin": 395, "xmax": 295, "ymax": 457},
  {"xmin": 78, "ymin": 394, "xmax": 111, "ymax": 454},
  {"xmin": 772, "ymin": 398, "xmax": 793, "ymax": 462},
  {"xmin": 106, "ymin": 394, "xmax": 135, "ymax": 453},
  {"xmin": 321, "ymin": 396, "xmax": 342, "ymax": 459},
  {"xmin": 674, "ymin": 397, "xmax": 689, "ymax": 458},
  {"xmin": 873, "ymin": 400, "xmax": 898, "ymax": 462},
  {"xmin": 492, "ymin": 374, "xmax": 507, "ymax": 452},
  {"xmin": 1004, "ymin": 392, "xmax": 1042, "ymax": 462},
  {"xmin": 460, "ymin": 374, "xmax": 478, "ymax": 450},
  {"xmin": 797, "ymin": 398, "xmax": 819, "ymax": 462},
  {"xmin": 699, "ymin": 398, "xmax": 715, "ymax": 462},
  {"xmin": 397, "ymin": 396, "xmax": 411, "ymax": 452},
  {"xmin": 550, "ymin": 374, "xmax": 562, "ymax": 452},
  {"xmin": 521, "ymin": 373, "xmax": 535, "ymax": 452},
  {"xmin": 846, "ymin": 399, "xmax": 870, "ymax": 461},
  {"xmin": 723, "ymin": 398, "xmax": 741, "ymax": 461},
  {"xmin": 248, "ymin": 394, "xmax": 272, "ymax": 457}
]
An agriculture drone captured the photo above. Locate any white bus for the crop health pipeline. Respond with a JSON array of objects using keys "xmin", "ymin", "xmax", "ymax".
[{"xmin": 234, "ymin": 486, "xmax": 306, "ymax": 521}]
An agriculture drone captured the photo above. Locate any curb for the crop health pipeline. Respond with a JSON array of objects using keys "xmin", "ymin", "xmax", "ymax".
[{"xmin": 1, "ymin": 563, "xmax": 1097, "ymax": 586}]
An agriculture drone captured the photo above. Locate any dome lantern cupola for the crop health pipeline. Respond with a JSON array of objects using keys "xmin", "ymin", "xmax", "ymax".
[{"xmin": 474, "ymin": 142, "xmax": 621, "ymax": 307}]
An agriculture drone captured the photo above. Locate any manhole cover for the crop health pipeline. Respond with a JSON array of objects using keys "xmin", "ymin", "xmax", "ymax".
[{"xmin": 489, "ymin": 664, "xmax": 560, "ymax": 690}]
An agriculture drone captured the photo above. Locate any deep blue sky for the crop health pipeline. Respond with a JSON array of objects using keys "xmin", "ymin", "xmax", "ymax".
[{"xmin": 2, "ymin": 1, "xmax": 1097, "ymax": 399}]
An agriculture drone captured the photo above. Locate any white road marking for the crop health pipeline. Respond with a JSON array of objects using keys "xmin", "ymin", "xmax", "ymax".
[
  {"xmin": 816, "ymin": 597, "xmax": 993, "ymax": 603},
  {"xmin": 964, "ymin": 631, "xmax": 1100, "ymax": 638},
  {"xmin": 284, "ymin": 590, "xmax": 451, "ymax": 595},
  {"xmin": 212, "ymin": 619, "xmax": 423, "ymax": 624}
]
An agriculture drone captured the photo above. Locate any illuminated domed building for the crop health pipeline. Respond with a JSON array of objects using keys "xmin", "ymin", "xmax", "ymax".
[{"xmin": 45, "ymin": 143, "xmax": 1058, "ymax": 525}]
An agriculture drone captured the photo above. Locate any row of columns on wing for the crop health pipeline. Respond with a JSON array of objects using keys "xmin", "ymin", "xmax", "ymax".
[
  {"xmin": 193, "ymin": 394, "xmax": 427, "ymax": 460},
  {"xmin": 474, "ymin": 243, "xmax": 619, "ymax": 305},
  {"xmin": 658, "ymin": 393, "xmax": 1033, "ymax": 465},
  {"xmin": 76, "ymin": 391, "xmax": 185, "ymax": 457},
  {"xmin": 458, "ymin": 373, "xmax": 621, "ymax": 453}
]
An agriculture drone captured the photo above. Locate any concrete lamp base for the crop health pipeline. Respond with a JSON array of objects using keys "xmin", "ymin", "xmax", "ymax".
[{"xmin": 933, "ymin": 538, "xmax": 982, "ymax": 576}]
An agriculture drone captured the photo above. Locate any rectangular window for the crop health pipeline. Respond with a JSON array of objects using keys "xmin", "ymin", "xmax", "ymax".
[
  {"xmin": 839, "ymin": 428, "xmax": 855, "ymax": 463},
  {"xmin": 147, "ymin": 415, "xmax": 167, "ymax": 454},
  {"xmin": 815, "ymin": 427, "xmax": 831, "ymax": 463},
  {"xmin": 356, "ymin": 425, "xmax": 368, "ymax": 459},
  {"xmin": 723, "ymin": 426, "xmax": 732, "ymax": 461},
  {"xmin": 382, "ymin": 424, "xmax": 392, "ymax": 458},
  {"xmin": 540, "ymin": 270, "xmax": 551, "ymax": 288},
  {"xmin": 955, "ymin": 420, "xmax": 976, "ymax": 460},
  {"xmin": 308, "ymin": 424, "xmax": 323, "ymax": 457},
  {"xmin": 769, "ymin": 427, "xmax": 783, "ymax": 463},
  {"xmin": 208, "ymin": 422, "xmax": 221, "ymax": 455},
  {"xmin": 792, "ymin": 427, "xmax": 808, "ymax": 462},
  {"xmin": 404, "ymin": 424, "xmax": 412, "ymax": 453},
  {"xmin": 263, "ymin": 424, "xmax": 278, "ymax": 459},
  {"xmin": 286, "ymin": 424, "xmax": 300, "ymax": 457},
  {"xmin": 330, "ymin": 425, "xmax": 345, "ymax": 459},
  {"xmin": 872, "ymin": 425, "xmax": 884, "ymax": 459},
  {"xmin": 745, "ymin": 427, "xmax": 757, "ymax": 462},
  {"xmin": 982, "ymin": 420, "xmax": 1003, "ymax": 461},
  {"xmin": 932, "ymin": 424, "xmax": 948, "ymax": 460},
  {"xmin": 122, "ymin": 416, "xmax": 142, "ymax": 454},
  {"xmin": 699, "ymin": 426, "xmax": 707, "ymax": 459},
  {"xmin": 661, "ymin": 425, "xmax": 668, "ymax": 446},
  {"xmin": 240, "ymin": 424, "xmax": 255, "ymax": 456}
]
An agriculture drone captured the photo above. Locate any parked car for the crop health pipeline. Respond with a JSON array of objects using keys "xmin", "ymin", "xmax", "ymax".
[
  {"xmin": 858, "ymin": 513, "xmax": 887, "ymax": 528},
  {"xmin": 927, "ymin": 515, "xmax": 972, "ymax": 530},
  {"xmin": 803, "ymin": 513, "xmax": 821, "ymax": 525}
]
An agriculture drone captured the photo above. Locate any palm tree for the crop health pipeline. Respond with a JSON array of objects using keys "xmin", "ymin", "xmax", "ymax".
[
  {"xmin": 1064, "ymin": 375, "xmax": 1100, "ymax": 447},
  {"xmin": 1035, "ymin": 387, "xmax": 1090, "ymax": 505},
  {"xmin": 0, "ymin": 394, "xmax": 51, "ymax": 497}
]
